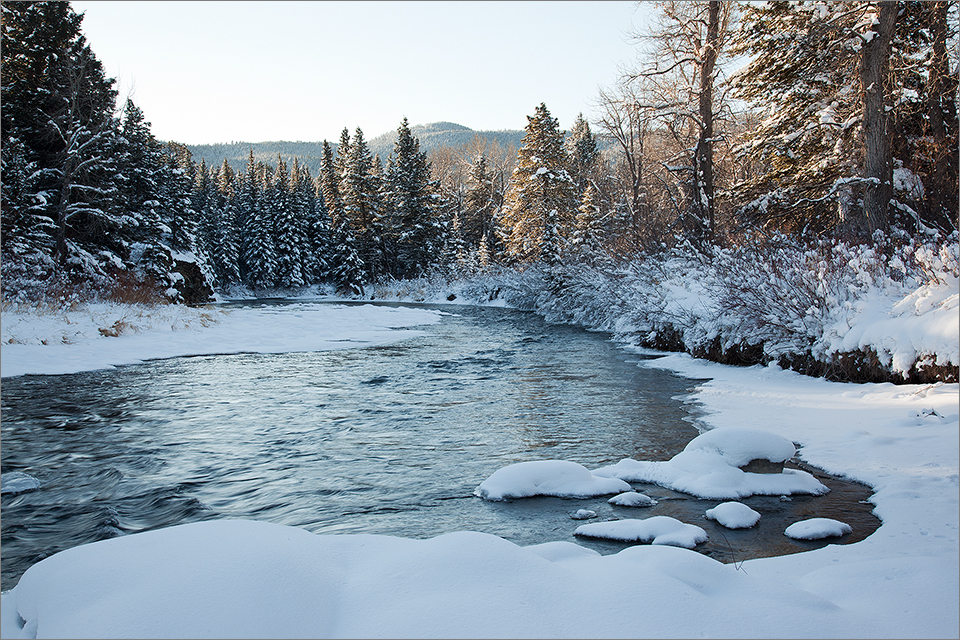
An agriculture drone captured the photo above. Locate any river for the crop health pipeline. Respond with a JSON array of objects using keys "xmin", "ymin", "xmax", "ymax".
[{"xmin": 0, "ymin": 301, "xmax": 879, "ymax": 590}]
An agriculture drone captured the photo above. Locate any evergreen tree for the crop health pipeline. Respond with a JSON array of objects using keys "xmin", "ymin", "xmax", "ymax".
[
  {"xmin": 731, "ymin": 1, "xmax": 956, "ymax": 239},
  {"xmin": 383, "ymin": 117, "xmax": 444, "ymax": 278},
  {"xmin": 293, "ymin": 160, "xmax": 329, "ymax": 283},
  {"xmin": 115, "ymin": 99, "xmax": 171, "ymax": 288},
  {"xmin": 340, "ymin": 127, "xmax": 387, "ymax": 280},
  {"xmin": 270, "ymin": 156, "xmax": 307, "ymax": 288},
  {"xmin": 499, "ymin": 103, "xmax": 578, "ymax": 264},
  {"xmin": 570, "ymin": 183, "xmax": 606, "ymax": 265},
  {"xmin": 211, "ymin": 160, "xmax": 241, "ymax": 287},
  {"xmin": 567, "ymin": 113, "xmax": 601, "ymax": 195},
  {"xmin": 239, "ymin": 151, "xmax": 276, "ymax": 289}
]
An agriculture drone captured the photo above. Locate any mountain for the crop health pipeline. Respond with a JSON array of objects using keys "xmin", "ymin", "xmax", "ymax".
[{"xmin": 184, "ymin": 122, "xmax": 525, "ymax": 176}]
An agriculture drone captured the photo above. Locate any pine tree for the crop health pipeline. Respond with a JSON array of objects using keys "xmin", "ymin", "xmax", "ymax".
[
  {"xmin": 571, "ymin": 183, "xmax": 606, "ymax": 265},
  {"xmin": 211, "ymin": 160, "xmax": 241, "ymax": 287},
  {"xmin": 730, "ymin": 1, "xmax": 955, "ymax": 240},
  {"xmin": 383, "ymin": 117, "xmax": 444, "ymax": 278},
  {"xmin": 240, "ymin": 151, "xmax": 276, "ymax": 289},
  {"xmin": 340, "ymin": 127, "xmax": 387, "ymax": 280},
  {"xmin": 115, "ymin": 99, "xmax": 171, "ymax": 288},
  {"xmin": 499, "ymin": 103, "xmax": 578, "ymax": 264},
  {"xmin": 293, "ymin": 160, "xmax": 329, "ymax": 283},
  {"xmin": 270, "ymin": 156, "xmax": 306, "ymax": 288},
  {"xmin": 567, "ymin": 113, "xmax": 601, "ymax": 195}
]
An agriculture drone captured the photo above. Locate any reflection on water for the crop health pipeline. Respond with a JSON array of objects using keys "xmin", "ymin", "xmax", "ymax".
[{"xmin": 1, "ymin": 302, "xmax": 879, "ymax": 591}]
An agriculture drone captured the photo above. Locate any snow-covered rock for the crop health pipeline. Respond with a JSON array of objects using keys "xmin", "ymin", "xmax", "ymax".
[
  {"xmin": 705, "ymin": 502, "xmax": 761, "ymax": 529},
  {"xmin": 474, "ymin": 460, "xmax": 631, "ymax": 501},
  {"xmin": 574, "ymin": 516, "xmax": 708, "ymax": 549},
  {"xmin": 608, "ymin": 491, "xmax": 658, "ymax": 507},
  {"xmin": 593, "ymin": 428, "xmax": 827, "ymax": 500},
  {"xmin": 784, "ymin": 517, "xmax": 852, "ymax": 540}
]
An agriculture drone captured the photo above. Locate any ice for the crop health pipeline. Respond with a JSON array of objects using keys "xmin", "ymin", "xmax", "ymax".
[{"xmin": 0, "ymin": 472, "xmax": 41, "ymax": 495}]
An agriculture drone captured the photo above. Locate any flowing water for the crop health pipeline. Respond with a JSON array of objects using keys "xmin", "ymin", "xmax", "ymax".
[{"xmin": 1, "ymin": 301, "xmax": 879, "ymax": 590}]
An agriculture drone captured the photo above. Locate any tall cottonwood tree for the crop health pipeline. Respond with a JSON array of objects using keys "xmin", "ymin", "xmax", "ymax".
[{"xmin": 625, "ymin": 0, "xmax": 737, "ymax": 247}]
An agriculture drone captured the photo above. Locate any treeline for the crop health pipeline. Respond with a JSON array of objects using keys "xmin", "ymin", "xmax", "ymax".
[{"xmin": 2, "ymin": 1, "xmax": 957, "ymax": 306}]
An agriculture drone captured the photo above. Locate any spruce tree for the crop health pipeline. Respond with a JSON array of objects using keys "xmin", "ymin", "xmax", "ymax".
[
  {"xmin": 270, "ymin": 156, "xmax": 307, "ymax": 288},
  {"xmin": 383, "ymin": 118, "xmax": 444, "ymax": 278},
  {"xmin": 340, "ymin": 127, "xmax": 387, "ymax": 280},
  {"xmin": 500, "ymin": 103, "xmax": 578, "ymax": 264}
]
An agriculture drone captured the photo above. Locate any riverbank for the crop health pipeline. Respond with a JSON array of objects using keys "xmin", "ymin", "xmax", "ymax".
[{"xmin": 0, "ymin": 297, "xmax": 957, "ymax": 637}]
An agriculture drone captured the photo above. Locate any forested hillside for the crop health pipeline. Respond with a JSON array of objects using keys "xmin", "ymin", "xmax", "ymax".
[
  {"xmin": 2, "ymin": 1, "xmax": 957, "ymax": 381},
  {"xmin": 185, "ymin": 123, "xmax": 525, "ymax": 177}
]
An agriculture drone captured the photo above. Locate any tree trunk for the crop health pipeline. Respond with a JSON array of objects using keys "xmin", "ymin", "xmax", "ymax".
[
  {"xmin": 860, "ymin": 0, "xmax": 897, "ymax": 241},
  {"xmin": 694, "ymin": 0, "xmax": 720, "ymax": 245}
]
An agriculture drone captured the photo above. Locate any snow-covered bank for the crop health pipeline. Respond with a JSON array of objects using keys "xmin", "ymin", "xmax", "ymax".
[
  {"xmin": 0, "ymin": 300, "xmax": 443, "ymax": 378},
  {"xmin": 1, "ymin": 296, "xmax": 957, "ymax": 638}
]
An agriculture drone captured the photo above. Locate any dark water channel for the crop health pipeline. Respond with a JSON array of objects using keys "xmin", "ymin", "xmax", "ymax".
[{"xmin": 1, "ymin": 301, "xmax": 879, "ymax": 590}]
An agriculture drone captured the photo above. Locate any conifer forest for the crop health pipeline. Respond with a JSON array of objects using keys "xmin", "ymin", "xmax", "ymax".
[{"xmin": 2, "ymin": 1, "xmax": 957, "ymax": 381}]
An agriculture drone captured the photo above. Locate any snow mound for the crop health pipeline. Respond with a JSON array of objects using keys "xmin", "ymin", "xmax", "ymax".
[
  {"xmin": 684, "ymin": 428, "xmax": 796, "ymax": 467},
  {"xmin": 574, "ymin": 516, "xmax": 707, "ymax": 549},
  {"xmin": 608, "ymin": 491, "xmax": 658, "ymax": 507},
  {"xmin": 1, "ymin": 472, "xmax": 41, "ymax": 494},
  {"xmin": 570, "ymin": 509, "xmax": 597, "ymax": 520},
  {"xmin": 784, "ymin": 517, "xmax": 853, "ymax": 540},
  {"xmin": 474, "ymin": 460, "xmax": 631, "ymax": 501},
  {"xmin": 593, "ymin": 428, "xmax": 827, "ymax": 500},
  {"xmin": 705, "ymin": 502, "xmax": 761, "ymax": 529}
]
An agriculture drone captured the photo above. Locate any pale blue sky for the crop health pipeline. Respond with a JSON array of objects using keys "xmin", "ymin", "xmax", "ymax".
[{"xmin": 70, "ymin": 1, "xmax": 652, "ymax": 145}]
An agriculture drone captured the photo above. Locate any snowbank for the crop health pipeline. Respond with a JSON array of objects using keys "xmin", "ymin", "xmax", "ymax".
[{"xmin": 0, "ymin": 301, "xmax": 443, "ymax": 378}]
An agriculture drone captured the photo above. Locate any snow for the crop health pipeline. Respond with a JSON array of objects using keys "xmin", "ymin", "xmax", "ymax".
[
  {"xmin": 473, "ymin": 460, "xmax": 631, "ymax": 501},
  {"xmin": 574, "ymin": 515, "xmax": 708, "ymax": 548},
  {"xmin": 607, "ymin": 491, "xmax": 658, "ymax": 507},
  {"xmin": 705, "ymin": 502, "xmax": 762, "ymax": 529},
  {"xmin": 784, "ymin": 518, "xmax": 853, "ymax": 540},
  {"xmin": 0, "ymin": 301, "xmax": 443, "ymax": 378},
  {"xmin": 592, "ymin": 428, "xmax": 829, "ymax": 500},
  {"xmin": 0, "ymin": 296, "xmax": 958, "ymax": 638}
]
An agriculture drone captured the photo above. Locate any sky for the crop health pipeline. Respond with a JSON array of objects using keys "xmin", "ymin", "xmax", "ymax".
[{"xmin": 70, "ymin": 1, "xmax": 653, "ymax": 145}]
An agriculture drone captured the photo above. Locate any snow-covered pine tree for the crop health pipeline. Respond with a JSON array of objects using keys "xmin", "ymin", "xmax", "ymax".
[
  {"xmin": 730, "ymin": 1, "xmax": 955, "ymax": 241},
  {"xmin": 292, "ymin": 160, "xmax": 329, "ymax": 284},
  {"xmin": 239, "ymin": 152, "xmax": 277, "ymax": 290},
  {"xmin": 383, "ymin": 118, "xmax": 444, "ymax": 278},
  {"xmin": 114, "ymin": 99, "xmax": 173, "ymax": 291},
  {"xmin": 499, "ymin": 103, "xmax": 578, "ymax": 265},
  {"xmin": 340, "ymin": 128, "xmax": 387, "ymax": 281},
  {"xmin": 567, "ymin": 113, "xmax": 601, "ymax": 196},
  {"xmin": 570, "ymin": 182, "xmax": 607, "ymax": 266},
  {"xmin": 211, "ymin": 160, "xmax": 242, "ymax": 287},
  {"xmin": 270, "ymin": 156, "xmax": 307, "ymax": 288}
]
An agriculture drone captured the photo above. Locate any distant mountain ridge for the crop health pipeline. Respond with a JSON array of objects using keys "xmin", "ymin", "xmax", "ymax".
[{"xmin": 185, "ymin": 122, "xmax": 524, "ymax": 176}]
